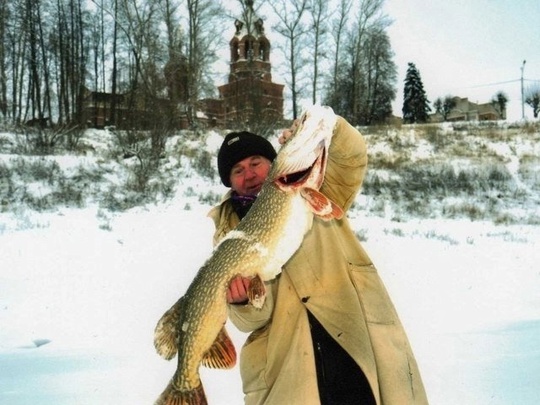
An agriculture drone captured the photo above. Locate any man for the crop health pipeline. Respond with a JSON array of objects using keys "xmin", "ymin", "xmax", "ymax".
[{"xmin": 208, "ymin": 116, "xmax": 428, "ymax": 404}]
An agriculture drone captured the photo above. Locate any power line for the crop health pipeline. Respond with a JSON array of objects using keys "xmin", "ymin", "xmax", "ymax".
[
  {"xmin": 465, "ymin": 78, "xmax": 540, "ymax": 89},
  {"xmin": 467, "ymin": 79, "xmax": 520, "ymax": 89}
]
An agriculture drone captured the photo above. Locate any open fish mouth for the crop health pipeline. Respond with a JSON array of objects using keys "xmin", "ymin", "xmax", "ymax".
[
  {"xmin": 276, "ymin": 167, "xmax": 311, "ymax": 185},
  {"xmin": 274, "ymin": 143, "xmax": 326, "ymax": 189}
]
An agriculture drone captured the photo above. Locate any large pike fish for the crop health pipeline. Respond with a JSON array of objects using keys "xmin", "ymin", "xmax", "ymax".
[{"xmin": 153, "ymin": 105, "xmax": 343, "ymax": 405}]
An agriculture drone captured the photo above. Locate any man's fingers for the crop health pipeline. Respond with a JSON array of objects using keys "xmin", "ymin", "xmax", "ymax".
[
  {"xmin": 227, "ymin": 276, "xmax": 251, "ymax": 304},
  {"xmin": 279, "ymin": 119, "xmax": 300, "ymax": 144}
]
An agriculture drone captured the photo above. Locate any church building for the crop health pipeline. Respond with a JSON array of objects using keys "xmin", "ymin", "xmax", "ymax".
[{"xmin": 200, "ymin": 0, "xmax": 284, "ymax": 127}]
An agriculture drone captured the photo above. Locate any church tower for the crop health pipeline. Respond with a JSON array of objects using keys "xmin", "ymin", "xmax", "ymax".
[{"xmin": 217, "ymin": 0, "xmax": 284, "ymax": 126}]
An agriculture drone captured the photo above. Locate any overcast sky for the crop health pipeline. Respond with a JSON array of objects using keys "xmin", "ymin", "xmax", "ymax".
[
  {"xmin": 220, "ymin": 0, "xmax": 539, "ymax": 121},
  {"xmin": 385, "ymin": 0, "xmax": 540, "ymax": 120}
]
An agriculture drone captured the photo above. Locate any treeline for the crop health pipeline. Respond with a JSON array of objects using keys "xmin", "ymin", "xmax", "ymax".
[{"xmin": 0, "ymin": 0, "xmax": 397, "ymax": 128}]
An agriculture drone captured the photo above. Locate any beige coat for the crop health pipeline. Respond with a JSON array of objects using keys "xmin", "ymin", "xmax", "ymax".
[{"xmin": 208, "ymin": 117, "xmax": 429, "ymax": 405}]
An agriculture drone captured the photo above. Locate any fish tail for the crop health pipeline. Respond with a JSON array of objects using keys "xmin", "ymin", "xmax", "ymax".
[
  {"xmin": 155, "ymin": 380, "xmax": 207, "ymax": 405},
  {"xmin": 154, "ymin": 297, "xmax": 184, "ymax": 360}
]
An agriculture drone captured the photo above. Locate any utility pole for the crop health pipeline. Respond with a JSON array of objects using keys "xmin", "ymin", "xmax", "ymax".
[{"xmin": 521, "ymin": 60, "xmax": 526, "ymax": 119}]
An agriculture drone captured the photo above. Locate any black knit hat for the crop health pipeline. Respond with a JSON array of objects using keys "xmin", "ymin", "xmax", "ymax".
[{"xmin": 218, "ymin": 131, "xmax": 277, "ymax": 187}]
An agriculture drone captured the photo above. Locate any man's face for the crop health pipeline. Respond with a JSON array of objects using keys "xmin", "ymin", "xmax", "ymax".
[{"xmin": 230, "ymin": 155, "xmax": 272, "ymax": 196}]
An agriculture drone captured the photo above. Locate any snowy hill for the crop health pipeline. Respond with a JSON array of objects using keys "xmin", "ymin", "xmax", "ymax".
[
  {"xmin": 360, "ymin": 120, "xmax": 540, "ymax": 224},
  {"xmin": 1, "ymin": 120, "xmax": 539, "ymax": 404}
]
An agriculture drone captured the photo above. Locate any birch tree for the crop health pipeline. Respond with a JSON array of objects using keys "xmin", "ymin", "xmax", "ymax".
[
  {"xmin": 268, "ymin": 0, "xmax": 309, "ymax": 119},
  {"xmin": 306, "ymin": 0, "xmax": 329, "ymax": 105},
  {"xmin": 327, "ymin": 0, "xmax": 352, "ymax": 107},
  {"xmin": 184, "ymin": 0, "xmax": 224, "ymax": 125}
]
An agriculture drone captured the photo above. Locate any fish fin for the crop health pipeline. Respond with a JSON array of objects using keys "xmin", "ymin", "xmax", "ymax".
[
  {"xmin": 154, "ymin": 297, "xmax": 184, "ymax": 360},
  {"xmin": 154, "ymin": 380, "xmax": 207, "ymax": 405},
  {"xmin": 247, "ymin": 274, "xmax": 266, "ymax": 309},
  {"xmin": 301, "ymin": 188, "xmax": 344, "ymax": 220},
  {"xmin": 201, "ymin": 326, "xmax": 237, "ymax": 369}
]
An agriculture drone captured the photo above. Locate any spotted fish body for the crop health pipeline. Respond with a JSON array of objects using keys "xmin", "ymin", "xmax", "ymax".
[{"xmin": 154, "ymin": 105, "xmax": 343, "ymax": 405}]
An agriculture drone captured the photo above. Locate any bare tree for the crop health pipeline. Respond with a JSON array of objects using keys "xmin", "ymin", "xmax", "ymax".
[
  {"xmin": 107, "ymin": 0, "xmax": 119, "ymax": 126},
  {"xmin": 159, "ymin": 0, "xmax": 187, "ymax": 124},
  {"xmin": 46, "ymin": 0, "xmax": 89, "ymax": 126},
  {"xmin": 349, "ymin": 0, "xmax": 385, "ymax": 122},
  {"xmin": 25, "ymin": 0, "xmax": 44, "ymax": 122},
  {"xmin": 159, "ymin": 0, "xmax": 181, "ymax": 60},
  {"xmin": 89, "ymin": 0, "xmax": 162, "ymax": 127},
  {"xmin": 434, "ymin": 95, "xmax": 457, "ymax": 121},
  {"xmin": 118, "ymin": 0, "xmax": 161, "ymax": 88},
  {"xmin": 0, "ymin": 0, "xmax": 8, "ymax": 119},
  {"xmin": 6, "ymin": 1, "xmax": 29, "ymax": 122},
  {"xmin": 491, "ymin": 91, "xmax": 508, "ymax": 119},
  {"xmin": 88, "ymin": 2, "xmax": 107, "ymax": 98},
  {"xmin": 306, "ymin": 0, "xmax": 329, "ymax": 105},
  {"xmin": 361, "ymin": 25, "xmax": 395, "ymax": 124},
  {"xmin": 525, "ymin": 85, "xmax": 540, "ymax": 118},
  {"xmin": 329, "ymin": 0, "xmax": 352, "ymax": 93},
  {"xmin": 324, "ymin": 0, "xmax": 395, "ymax": 124},
  {"xmin": 184, "ymin": 0, "xmax": 224, "ymax": 126},
  {"xmin": 268, "ymin": 0, "xmax": 309, "ymax": 119}
]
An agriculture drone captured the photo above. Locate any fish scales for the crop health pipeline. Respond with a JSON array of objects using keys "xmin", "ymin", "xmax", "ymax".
[
  {"xmin": 154, "ymin": 105, "xmax": 342, "ymax": 405},
  {"xmin": 157, "ymin": 184, "xmax": 311, "ymax": 402}
]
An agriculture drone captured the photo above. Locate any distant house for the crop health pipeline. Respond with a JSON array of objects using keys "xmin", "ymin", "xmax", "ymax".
[
  {"xmin": 80, "ymin": 88, "xmax": 175, "ymax": 129},
  {"xmin": 431, "ymin": 97, "xmax": 504, "ymax": 122},
  {"xmin": 81, "ymin": 89, "xmax": 127, "ymax": 128}
]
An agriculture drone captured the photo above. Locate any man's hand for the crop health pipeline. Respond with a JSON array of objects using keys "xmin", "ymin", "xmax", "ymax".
[
  {"xmin": 278, "ymin": 119, "xmax": 300, "ymax": 145},
  {"xmin": 227, "ymin": 276, "xmax": 251, "ymax": 304}
]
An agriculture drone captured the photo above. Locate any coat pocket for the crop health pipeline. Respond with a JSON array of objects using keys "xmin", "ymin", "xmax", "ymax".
[
  {"xmin": 348, "ymin": 263, "xmax": 397, "ymax": 325},
  {"xmin": 240, "ymin": 324, "xmax": 270, "ymax": 393}
]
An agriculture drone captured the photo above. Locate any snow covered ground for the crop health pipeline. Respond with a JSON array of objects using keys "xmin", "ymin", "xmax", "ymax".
[{"xmin": 1, "ymin": 123, "xmax": 539, "ymax": 404}]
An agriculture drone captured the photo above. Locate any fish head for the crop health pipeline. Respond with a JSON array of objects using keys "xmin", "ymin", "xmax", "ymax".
[{"xmin": 269, "ymin": 105, "xmax": 337, "ymax": 192}]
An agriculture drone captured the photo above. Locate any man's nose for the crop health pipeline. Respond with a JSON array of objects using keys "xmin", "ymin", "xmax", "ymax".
[{"xmin": 245, "ymin": 167, "xmax": 257, "ymax": 179}]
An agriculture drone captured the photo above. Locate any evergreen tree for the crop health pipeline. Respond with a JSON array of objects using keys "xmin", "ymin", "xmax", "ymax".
[{"xmin": 402, "ymin": 62, "xmax": 431, "ymax": 123}]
